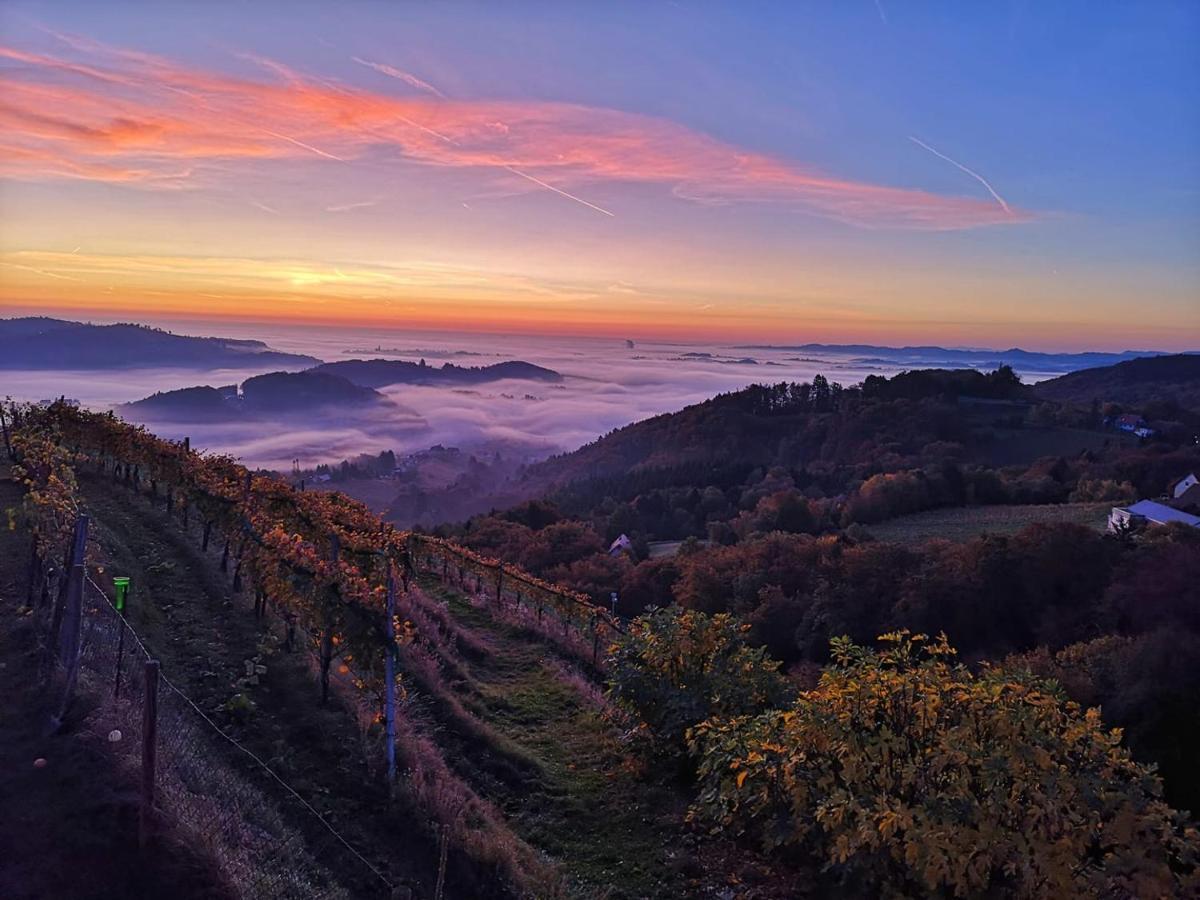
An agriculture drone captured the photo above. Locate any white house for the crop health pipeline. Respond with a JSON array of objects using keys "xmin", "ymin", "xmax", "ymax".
[
  {"xmin": 608, "ymin": 533, "xmax": 633, "ymax": 556},
  {"xmin": 1109, "ymin": 499, "xmax": 1200, "ymax": 532},
  {"xmin": 1171, "ymin": 473, "xmax": 1199, "ymax": 499}
]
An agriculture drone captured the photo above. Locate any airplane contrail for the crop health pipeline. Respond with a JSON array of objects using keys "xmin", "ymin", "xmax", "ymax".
[
  {"xmin": 908, "ymin": 136, "xmax": 1011, "ymax": 214},
  {"xmin": 1, "ymin": 262, "xmax": 83, "ymax": 281},
  {"xmin": 502, "ymin": 166, "xmax": 615, "ymax": 217},
  {"xmin": 874, "ymin": 0, "xmax": 888, "ymax": 25},
  {"xmin": 352, "ymin": 56, "xmax": 445, "ymax": 97},
  {"xmin": 261, "ymin": 128, "xmax": 346, "ymax": 161},
  {"xmin": 349, "ymin": 53, "xmax": 612, "ymax": 217},
  {"xmin": 326, "ymin": 199, "xmax": 378, "ymax": 213}
]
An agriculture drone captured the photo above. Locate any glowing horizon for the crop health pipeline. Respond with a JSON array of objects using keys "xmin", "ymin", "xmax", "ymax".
[{"xmin": 1, "ymin": 4, "xmax": 1197, "ymax": 351}]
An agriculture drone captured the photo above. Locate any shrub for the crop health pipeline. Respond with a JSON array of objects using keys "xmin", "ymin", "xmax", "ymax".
[
  {"xmin": 690, "ymin": 632, "xmax": 1200, "ymax": 897},
  {"xmin": 606, "ymin": 606, "xmax": 789, "ymax": 755}
]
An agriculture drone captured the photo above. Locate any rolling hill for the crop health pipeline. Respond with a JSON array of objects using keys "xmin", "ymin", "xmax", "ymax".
[
  {"xmin": 310, "ymin": 358, "xmax": 562, "ymax": 388},
  {"xmin": 0, "ymin": 317, "xmax": 319, "ymax": 370},
  {"xmin": 124, "ymin": 371, "xmax": 390, "ymax": 421},
  {"xmin": 1033, "ymin": 353, "xmax": 1200, "ymax": 411}
]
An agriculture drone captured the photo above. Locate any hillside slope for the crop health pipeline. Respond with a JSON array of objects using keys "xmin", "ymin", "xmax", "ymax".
[
  {"xmin": 123, "ymin": 371, "xmax": 391, "ymax": 421},
  {"xmin": 1033, "ymin": 353, "xmax": 1200, "ymax": 410},
  {"xmin": 0, "ymin": 318, "xmax": 318, "ymax": 370}
]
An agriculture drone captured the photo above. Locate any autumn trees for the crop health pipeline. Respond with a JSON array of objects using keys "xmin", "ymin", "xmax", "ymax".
[
  {"xmin": 608, "ymin": 620, "xmax": 1200, "ymax": 896},
  {"xmin": 688, "ymin": 633, "xmax": 1199, "ymax": 897},
  {"xmin": 606, "ymin": 607, "xmax": 787, "ymax": 755}
]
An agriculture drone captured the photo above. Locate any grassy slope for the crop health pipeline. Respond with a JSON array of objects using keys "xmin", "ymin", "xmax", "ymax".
[
  {"xmin": 76, "ymin": 474, "xmax": 454, "ymax": 899},
  {"xmin": 418, "ymin": 578, "xmax": 694, "ymax": 899},
  {"xmin": 0, "ymin": 473, "xmax": 235, "ymax": 900},
  {"xmin": 865, "ymin": 502, "xmax": 1111, "ymax": 545},
  {"xmin": 74, "ymin": 471, "xmax": 726, "ymax": 898}
]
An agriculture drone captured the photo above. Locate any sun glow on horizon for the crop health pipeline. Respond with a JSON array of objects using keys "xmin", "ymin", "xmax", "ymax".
[{"xmin": 0, "ymin": 4, "xmax": 1196, "ymax": 350}]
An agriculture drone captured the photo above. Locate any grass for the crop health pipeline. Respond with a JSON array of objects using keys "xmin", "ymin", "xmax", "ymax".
[
  {"xmin": 74, "ymin": 474, "xmax": 463, "ymax": 899},
  {"xmin": 975, "ymin": 426, "xmax": 1134, "ymax": 466},
  {"xmin": 0, "ymin": 473, "xmax": 235, "ymax": 900},
  {"xmin": 865, "ymin": 502, "xmax": 1112, "ymax": 545},
  {"xmin": 421, "ymin": 579, "xmax": 695, "ymax": 899}
]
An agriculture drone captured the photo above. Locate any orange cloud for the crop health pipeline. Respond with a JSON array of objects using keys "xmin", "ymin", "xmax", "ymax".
[{"xmin": 0, "ymin": 34, "xmax": 1030, "ymax": 229}]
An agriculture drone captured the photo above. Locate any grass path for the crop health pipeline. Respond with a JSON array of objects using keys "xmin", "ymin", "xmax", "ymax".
[{"xmin": 418, "ymin": 578, "xmax": 695, "ymax": 899}]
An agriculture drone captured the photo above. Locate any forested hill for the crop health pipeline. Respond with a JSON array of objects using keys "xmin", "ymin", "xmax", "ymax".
[
  {"xmin": 124, "ymin": 371, "xmax": 389, "ymax": 421},
  {"xmin": 521, "ymin": 368, "xmax": 1028, "ymax": 497},
  {"xmin": 1033, "ymin": 353, "xmax": 1200, "ymax": 411},
  {"xmin": 0, "ymin": 317, "xmax": 318, "ymax": 370},
  {"xmin": 310, "ymin": 358, "xmax": 562, "ymax": 388}
]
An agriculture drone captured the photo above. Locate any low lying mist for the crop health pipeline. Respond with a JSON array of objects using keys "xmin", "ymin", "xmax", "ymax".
[{"xmin": 3, "ymin": 323, "xmax": 1070, "ymax": 472}]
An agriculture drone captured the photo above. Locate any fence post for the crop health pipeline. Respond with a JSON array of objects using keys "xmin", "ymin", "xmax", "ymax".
[
  {"xmin": 0, "ymin": 403, "xmax": 12, "ymax": 459},
  {"xmin": 25, "ymin": 533, "xmax": 39, "ymax": 607},
  {"xmin": 495, "ymin": 570, "xmax": 504, "ymax": 606},
  {"xmin": 114, "ymin": 616, "xmax": 126, "ymax": 698},
  {"xmin": 434, "ymin": 823, "xmax": 450, "ymax": 900},
  {"xmin": 592, "ymin": 614, "xmax": 600, "ymax": 667},
  {"xmin": 320, "ymin": 623, "xmax": 334, "ymax": 704},
  {"xmin": 140, "ymin": 659, "xmax": 160, "ymax": 850},
  {"xmin": 48, "ymin": 561, "xmax": 86, "ymax": 734},
  {"xmin": 384, "ymin": 568, "xmax": 397, "ymax": 787},
  {"xmin": 50, "ymin": 515, "xmax": 89, "ymax": 666}
]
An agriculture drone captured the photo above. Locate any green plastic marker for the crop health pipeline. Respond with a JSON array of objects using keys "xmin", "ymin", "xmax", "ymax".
[{"xmin": 113, "ymin": 576, "xmax": 131, "ymax": 613}]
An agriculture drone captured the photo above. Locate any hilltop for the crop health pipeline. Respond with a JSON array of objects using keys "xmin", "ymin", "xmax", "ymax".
[
  {"xmin": 1033, "ymin": 353, "xmax": 1200, "ymax": 411},
  {"xmin": 0, "ymin": 317, "xmax": 319, "ymax": 370},
  {"xmin": 124, "ymin": 370, "xmax": 390, "ymax": 422},
  {"xmin": 310, "ymin": 358, "xmax": 562, "ymax": 388}
]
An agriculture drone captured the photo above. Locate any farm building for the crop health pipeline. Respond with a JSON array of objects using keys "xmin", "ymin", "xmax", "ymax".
[
  {"xmin": 1114, "ymin": 413, "xmax": 1147, "ymax": 433},
  {"xmin": 1109, "ymin": 499, "xmax": 1200, "ymax": 532},
  {"xmin": 608, "ymin": 534, "xmax": 634, "ymax": 556},
  {"xmin": 1171, "ymin": 473, "xmax": 1199, "ymax": 499}
]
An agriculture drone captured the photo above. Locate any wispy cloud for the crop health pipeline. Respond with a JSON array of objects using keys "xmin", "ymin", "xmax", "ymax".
[
  {"xmin": 908, "ymin": 136, "xmax": 1012, "ymax": 215},
  {"xmin": 325, "ymin": 198, "xmax": 379, "ymax": 213},
  {"xmin": 0, "ymin": 32, "xmax": 1032, "ymax": 229},
  {"xmin": 351, "ymin": 56, "xmax": 445, "ymax": 97}
]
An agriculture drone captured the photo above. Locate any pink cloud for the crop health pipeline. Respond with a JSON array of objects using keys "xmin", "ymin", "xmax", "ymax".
[{"xmin": 0, "ymin": 35, "xmax": 1031, "ymax": 229}]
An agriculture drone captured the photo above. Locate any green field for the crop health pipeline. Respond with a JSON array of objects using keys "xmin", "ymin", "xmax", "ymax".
[{"xmin": 865, "ymin": 502, "xmax": 1111, "ymax": 545}]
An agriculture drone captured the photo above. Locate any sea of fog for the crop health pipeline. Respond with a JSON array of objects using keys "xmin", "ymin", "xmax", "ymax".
[{"xmin": 3, "ymin": 321, "xmax": 1068, "ymax": 470}]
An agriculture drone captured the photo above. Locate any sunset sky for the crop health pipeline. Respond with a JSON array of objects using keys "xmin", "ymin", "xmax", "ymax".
[{"xmin": 1, "ymin": 2, "xmax": 1197, "ymax": 349}]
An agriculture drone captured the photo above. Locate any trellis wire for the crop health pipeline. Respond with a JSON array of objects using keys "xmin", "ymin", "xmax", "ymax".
[{"xmin": 60, "ymin": 570, "xmax": 396, "ymax": 899}]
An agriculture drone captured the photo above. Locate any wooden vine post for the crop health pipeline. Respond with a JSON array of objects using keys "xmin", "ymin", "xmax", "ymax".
[
  {"xmin": 0, "ymin": 403, "xmax": 12, "ymax": 459},
  {"xmin": 592, "ymin": 613, "xmax": 600, "ymax": 667},
  {"xmin": 140, "ymin": 659, "xmax": 160, "ymax": 850},
  {"xmin": 384, "ymin": 566, "xmax": 397, "ymax": 787},
  {"xmin": 320, "ymin": 532, "xmax": 340, "ymax": 704}
]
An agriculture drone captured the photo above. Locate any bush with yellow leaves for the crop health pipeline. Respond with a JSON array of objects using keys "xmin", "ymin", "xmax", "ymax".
[{"xmin": 689, "ymin": 631, "xmax": 1200, "ymax": 897}]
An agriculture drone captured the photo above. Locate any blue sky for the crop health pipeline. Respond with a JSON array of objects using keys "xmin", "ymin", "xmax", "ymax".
[{"xmin": 0, "ymin": 1, "xmax": 1197, "ymax": 348}]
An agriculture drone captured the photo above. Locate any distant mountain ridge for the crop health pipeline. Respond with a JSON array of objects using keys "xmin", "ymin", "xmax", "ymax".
[
  {"xmin": 310, "ymin": 358, "xmax": 562, "ymax": 388},
  {"xmin": 0, "ymin": 317, "xmax": 319, "ymax": 370},
  {"xmin": 738, "ymin": 343, "xmax": 1192, "ymax": 372}
]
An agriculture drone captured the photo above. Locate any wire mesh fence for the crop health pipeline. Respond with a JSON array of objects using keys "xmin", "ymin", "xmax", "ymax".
[{"xmin": 37, "ymin": 566, "xmax": 398, "ymax": 900}]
